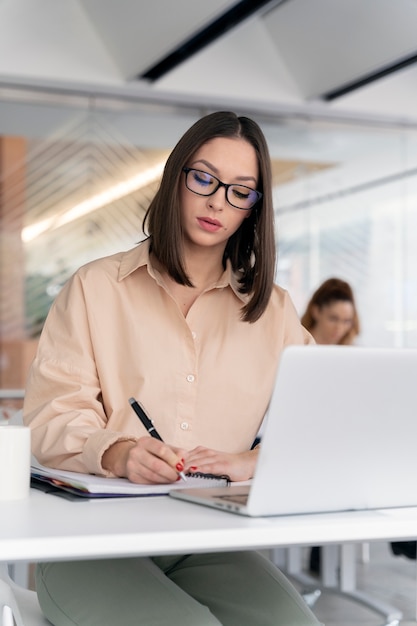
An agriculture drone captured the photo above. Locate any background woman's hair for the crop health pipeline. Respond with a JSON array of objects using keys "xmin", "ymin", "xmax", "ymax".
[
  {"xmin": 301, "ymin": 277, "xmax": 360, "ymax": 345},
  {"xmin": 143, "ymin": 111, "xmax": 276, "ymax": 323}
]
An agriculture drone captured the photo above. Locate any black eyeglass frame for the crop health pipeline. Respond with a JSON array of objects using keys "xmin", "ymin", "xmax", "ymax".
[{"xmin": 182, "ymin": 167, "xmax": 262, "ymax": 210}]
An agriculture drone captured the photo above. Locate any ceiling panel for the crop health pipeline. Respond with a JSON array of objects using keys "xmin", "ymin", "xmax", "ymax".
[
  {"xmin": 262, "ymin": 0, "xmax": 417, "ymax": 98},
  {"xmin": 0, "ymin": 0, "xmax": 417, "ymax": 121},
  {"xmin": 81, "ymin": 0, "xmax": 239, "ymax": 79}
]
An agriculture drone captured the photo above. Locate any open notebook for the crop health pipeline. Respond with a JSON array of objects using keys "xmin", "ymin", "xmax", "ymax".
[
  {"xmin": 31, "ymin": 460, "xmax": 228, "ymax": 499},
  {"xmin": 170, "ymin": 345, "xmax": 417, "ymax": 516}
]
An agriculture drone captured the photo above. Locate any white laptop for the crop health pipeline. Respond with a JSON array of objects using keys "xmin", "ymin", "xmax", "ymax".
[{"xmin": 170, "ymin": 345, "xmax": 417, "ymax": 516}]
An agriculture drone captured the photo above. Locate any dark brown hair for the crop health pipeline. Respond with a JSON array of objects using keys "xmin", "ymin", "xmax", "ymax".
[
  {"xmin": 142, "ymin": 111, "xmax": 276, "ymax": 322},
  {"xmin": 301, "ymin": 277, "xmax": 360, "ymax": 345}
]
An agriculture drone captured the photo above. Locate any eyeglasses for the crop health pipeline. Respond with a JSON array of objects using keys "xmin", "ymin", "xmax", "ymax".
[{"xmin": 182, "ymin": 168, "xmax": 262, "ymax": 210}]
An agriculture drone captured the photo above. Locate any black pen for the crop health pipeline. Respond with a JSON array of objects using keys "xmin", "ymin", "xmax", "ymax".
[{"xmin": 128, "ymin": 397, "xmax": 187, "ymax": 481}]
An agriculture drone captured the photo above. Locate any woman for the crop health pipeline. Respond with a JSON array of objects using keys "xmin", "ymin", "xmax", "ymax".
[
  {"xmin": 301, "ymin": 277, "xmax": 360, "ymax": 346},
  {"xmin": 301, "ymin": 277, "xmax": 359, "ymax": 574},
  {"xmin": 24, "ymin": 111, "xmax": 319, "ymax": 625}
]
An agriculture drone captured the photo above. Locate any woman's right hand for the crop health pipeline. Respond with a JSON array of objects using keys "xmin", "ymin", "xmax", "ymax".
[{"xmin": 102, "ymin": 438, "xmax": 187, "ymax": 484}]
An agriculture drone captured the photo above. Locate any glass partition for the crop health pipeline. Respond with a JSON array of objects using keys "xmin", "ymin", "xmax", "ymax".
[
  {"xmin": 269, "ymin": 118, "xmax": 417, "ymax": 348},
  {"xmin": 1, "ymin": 85, "xmax": 417, "ymax": 398}
]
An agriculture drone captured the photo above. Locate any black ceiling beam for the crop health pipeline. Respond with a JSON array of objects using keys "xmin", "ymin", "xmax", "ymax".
[
  {"xmin": 139, "ymin": 0, "xmax": 277, "ymax": 82},
  {"xmin": 323, "ymin": 50, "xmax": 417, "ymax": 101}
]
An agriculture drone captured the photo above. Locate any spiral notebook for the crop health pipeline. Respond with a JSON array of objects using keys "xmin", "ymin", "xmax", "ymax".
[
  {"xmin": 31, "ymin": 459, "xmax": 229, "ymax": 499},
  {"xmin": 170, "ymin": 345, "xmax": 417, "ymax": 516}
]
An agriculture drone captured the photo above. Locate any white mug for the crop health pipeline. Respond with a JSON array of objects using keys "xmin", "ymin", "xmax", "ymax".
[{"xmin": 0, "ymin": 425, "xmax": 31, "ymax": 500}]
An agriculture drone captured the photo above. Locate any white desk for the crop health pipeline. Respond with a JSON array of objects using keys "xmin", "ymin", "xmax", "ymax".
[
  {"xmin": 1, "ymin": 489, "xmax": 417, "ymax": 563},
  {"xmin": 2, "ymin": 490, "xmax": 417, "ymax": 625}
]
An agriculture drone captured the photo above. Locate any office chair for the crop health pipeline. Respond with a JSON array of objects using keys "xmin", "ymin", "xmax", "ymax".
[
  {"xmin": 0, "ymin": 408, "xmax": 48, "ymax": 625},
  {"xmin": 0, "ymin": 563, "xmax": 49, "ymax": 626},
  {"xmin": 3, "ymin": 408, "xmax": 33, "ymax": 592}
]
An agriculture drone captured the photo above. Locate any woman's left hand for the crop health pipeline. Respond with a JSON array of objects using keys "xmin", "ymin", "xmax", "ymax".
[{"xmin": 184, "ymin": 446, "xmax": 259, "ymax": 482}]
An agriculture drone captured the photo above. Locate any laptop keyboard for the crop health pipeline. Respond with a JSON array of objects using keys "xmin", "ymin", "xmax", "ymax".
[{"xmin": 218, "ymin": 493, "xmax": 249, "ymax": 505}]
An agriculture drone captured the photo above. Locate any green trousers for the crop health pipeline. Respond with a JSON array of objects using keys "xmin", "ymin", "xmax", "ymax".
[{"xmin": 36, "ymin": 551, "xmax": 321, "ymax": 625}]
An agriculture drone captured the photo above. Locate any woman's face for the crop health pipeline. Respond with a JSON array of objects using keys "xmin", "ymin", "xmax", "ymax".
[
  {"xmin": 311, "ymin": 300, "xmax": 355, "ymax": 345},
  {"xmin": 179, "ymin": 136, "xmax": 259, "ymax": 254}
]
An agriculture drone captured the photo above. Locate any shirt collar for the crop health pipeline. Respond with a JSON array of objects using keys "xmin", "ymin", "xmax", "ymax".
[
  {"xmin": 216, "ymin": 261, "xmax": 248, "ymax": 304},
  {"xmin": 118, "ymin": 239, "xmax": 248, "ymax": 304},
  {"xmin": 118, "ymin": 238, "xmax": 152, "ymax": 281}
]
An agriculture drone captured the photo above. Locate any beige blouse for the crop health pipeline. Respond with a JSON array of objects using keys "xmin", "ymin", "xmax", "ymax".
[{"xmin": 24, "ymin": 240, "xmax": 313, "ymax": 475}]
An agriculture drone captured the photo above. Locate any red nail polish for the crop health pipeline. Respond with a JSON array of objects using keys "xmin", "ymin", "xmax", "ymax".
[
  {"xmin": 176, "ymin": 462, "xmax": 184, "ymax": 471},
  {"xmin": 190, "ymin": 466, "xmax": 198, "ymax": 471}
]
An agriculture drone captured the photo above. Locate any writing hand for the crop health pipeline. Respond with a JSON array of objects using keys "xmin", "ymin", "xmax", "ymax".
[{"xmin": 102, "ymin": 438, "xmax": 187, "ymax": 484}]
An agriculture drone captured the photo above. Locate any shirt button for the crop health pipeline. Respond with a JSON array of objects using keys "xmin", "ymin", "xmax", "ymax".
[
  {"xmin": 180, "ymin": 422, "xmax": 189, "ymax": 430},
  {"xmin": 191, "ymin": 331, "xmax": 197, "ymax": 339},
  {"xmin": 186, "ymin": 374, "xmax": 195, "ymax": 382}
]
